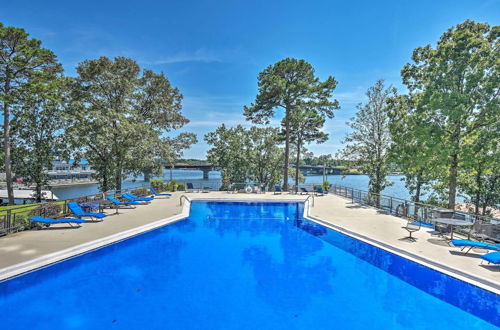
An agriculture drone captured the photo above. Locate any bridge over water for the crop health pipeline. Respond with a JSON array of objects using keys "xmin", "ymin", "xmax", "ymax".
[{"xmin": 166, "ymin": 164, "xmax": 343, "ymax": 179}]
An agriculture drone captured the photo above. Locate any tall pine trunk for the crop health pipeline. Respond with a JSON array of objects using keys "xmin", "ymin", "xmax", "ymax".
[
  {"xmin": 474, "ymin": 165, "xmax": 483, "ymax": 215},
  {"xmin": 448, "ymin": 153, "xmax": 458, "ymax": 209},
  {"xmin": 413, "ymin": 171, "xmax": 423, "ymax": 217},
  {"xmin": 115, "ymin": 163, "xmax": 122, "ymax": 194},
  {"xmin": 283, "ymin": 108, "xmax": 290, "ymax": 190},
  {"xmin": 101, "ymin": 168, "xmax": 109, "ymax": 193},
  {"xmin": 295, "ymin": 139, "xmax": 301, "ymax": 194},
  {"xmin": 35, "ymin": 182, "xmax": 42, "ymax": 203},
  {"xmin": 3, "ymin": 76, "xmax": 14, "ymax": 205}
]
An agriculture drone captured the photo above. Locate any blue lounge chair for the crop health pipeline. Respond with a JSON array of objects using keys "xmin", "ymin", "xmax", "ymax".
[
  {"xmin": 314, "ymin": 186, "xmax": 324, "ymax": 196},
  {"xmin": 30, "ymin": 216, "xmax": 85, "ymax": 228},
  {"xmin": 122, "ymin": 194, "xmax": 150, "ymax": 204},
  {"xmin": 123, "ymin": 193, "xmax": 154, "ymax": 202},
  {"xmin": 150, "ymin": 186, "xmax": 172, "ymax": 197},
  {"xmin": 107, "ymin": 195, "xmax": 139, "ymax": 206},
  {"xmin": 274, "ymin": 185, "xmax": 282, "ymax": 195},
  {"xmin": 481, "ymin": 251, "xmax": 500, "ymax": 265},
  {"xmin": 451, "ymin": 239, "xmax": 500, "ymax": 254},
  {"xmin": 300, "ymin": 187, "xmax": 312, "ymax": 195},
  {"xmin": 186, "ymin": 182, "xmax": 198, "ymax": 192},
  {"xmin": 68, "ymin": 201, "xmax": 107, "ymax": 221}
]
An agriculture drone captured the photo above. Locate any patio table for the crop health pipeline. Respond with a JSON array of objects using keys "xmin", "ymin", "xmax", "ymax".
[
  {"xmin": 89, "ymin": 199, "xmax": 117, "ymax": 214},
  {"xmin": 433, "ymin": 218, "xmax": 474, "ymax": 239}
]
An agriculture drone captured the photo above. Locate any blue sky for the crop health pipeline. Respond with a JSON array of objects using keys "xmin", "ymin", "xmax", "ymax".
[{"xmin": 2, "ymin": 0, "xmax": 499, "ymax": 158}]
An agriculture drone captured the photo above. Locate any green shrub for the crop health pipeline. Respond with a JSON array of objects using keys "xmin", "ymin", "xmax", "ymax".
[
  {"xmin": 13, "ymin": 214, "xmax": 30, "ymax": 231},
  {"xmin": 151, "ymin": 179, "xmax": 167, "ymax": 192},
  {"xmin": 167, "ymin": 180, "xmax": 179, "ymax": 192},
  {"xmin": 131, "ymin": 187, "xmax": 149, "ymax": 197},
  {"xmin": 322, "ymin": 181, "xmax": 330, "ymax": 192},
  {"xmin": 177, "ymin": 183, "xmax": 186, "ymax": 191}
]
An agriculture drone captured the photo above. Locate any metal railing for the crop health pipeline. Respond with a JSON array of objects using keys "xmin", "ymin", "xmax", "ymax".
[
  {"xmin": 329, "ymin": 184, "xmax": 499, "ymax": 241},
  {"xmin": 0, "ymin": 184, "xmax": 152, "ymax": 236}
]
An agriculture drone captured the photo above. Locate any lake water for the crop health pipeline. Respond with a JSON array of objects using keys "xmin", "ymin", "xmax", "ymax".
[{"xmin": 51, "ymin": 170, "xmax": 412, "ymax": 201}]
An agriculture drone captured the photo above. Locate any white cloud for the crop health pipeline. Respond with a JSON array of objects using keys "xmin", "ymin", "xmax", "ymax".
[{"xmin": 142, "ymin": 49, "xmax": 222, "ymax": 65}]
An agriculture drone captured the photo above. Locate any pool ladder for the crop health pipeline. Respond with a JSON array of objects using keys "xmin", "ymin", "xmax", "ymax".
[
  {"xmin": 304, "ymin": 194, "xmax": 314, "ymax": 207},
  {"xmin": 179, "ymin": 194, "xmax": 191, "ymax": 206}
]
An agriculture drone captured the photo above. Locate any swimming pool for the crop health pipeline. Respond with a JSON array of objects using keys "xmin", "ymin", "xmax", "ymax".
[{"xmin": 0, "ymin": 201, "xmax": 498, "ymax": 329}]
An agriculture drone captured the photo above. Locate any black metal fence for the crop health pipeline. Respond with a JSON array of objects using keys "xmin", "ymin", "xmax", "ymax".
[
  {"xmin": 0, "ymin": 184, "xmax": 150, "ymax": 236},
  {"xmin": 329, "ymin": 184, "xmax": 499, "ymax": 241}
]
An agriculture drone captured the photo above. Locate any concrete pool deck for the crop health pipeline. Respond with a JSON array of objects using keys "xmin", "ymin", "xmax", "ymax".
[{"xmin": 0, "ymin": 192, "xmax": 498, "ymax": 293}]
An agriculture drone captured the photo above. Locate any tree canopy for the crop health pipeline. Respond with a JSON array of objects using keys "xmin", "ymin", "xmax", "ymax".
[
  {"xmin": 67, "ymin": 56, "xmax": 194, "ymax": 192},
  {"xmin": 0, "ymin": 23, "xmax": 61, "ymax": 204},
  {"xmin": 244, "ymin": 58, "xmax": 339, "ymax": 190},
  {"xmin": 205, "ymin": 125, "xmax": 284, "ymax": 190},
  {"xmin": 338, "ymin": 80, "xmax": 395, "ymax": 198},
  {"xmin": 401, "ymin": 20, "xmax": 499, "ymax": 209}
]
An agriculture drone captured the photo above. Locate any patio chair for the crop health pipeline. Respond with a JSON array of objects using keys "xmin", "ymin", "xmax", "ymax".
[
  {"xmin": 314, "ymin": 186, "xmax": 325, "ymax": 196},
  {"xmin": 30, "ymin": 216, "xmax": 85, "ymax": 228},
  {"xmin": 274, "ymin": 185, "xmax": 282, "ymax": 195},
  {"xmin": 122, "ymin": 194, "xmax": 148, "ymax": 204},
  {"xmin": 123, "ymin": 193, "xmax": 154, "ymax": 202},
  {"xmin": 402, "ymin": 220, "xmax": 421, "ymax": 241},
  {"xmin": 107, "ymin": 195, "xmax": 139, "ymax": 206},
  {"xmin": 300, "ymin": 187, "xmax": 312, "ymax": 195},
  {"xmin": 467, "ymin": 220, "xmax": 489, "ymax": 241},
  {"xmin": 450, "ymin": 239, "xmax": 500, "ymax": 254},
  {"xmin": 67, "ymin": 201, "xmax": 107, "ymax": 221},
  {"xmin": 481, "ymin": 251, "xmax": 500, "ymax": 265},
  {"xmin": 186, "ymin": 182, "xmax": 198, "ymax": 192},
  {"xmin": 150, "ymin": 186, "xmax": 172, "ymax": 197}
]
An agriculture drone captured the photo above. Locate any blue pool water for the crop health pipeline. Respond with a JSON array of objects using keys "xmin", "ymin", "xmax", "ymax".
[{"xmin": 1, "ymin": 201, "xmax": 498, "ymax": 329}]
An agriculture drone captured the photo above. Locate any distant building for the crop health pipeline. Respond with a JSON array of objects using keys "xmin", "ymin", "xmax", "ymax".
[{"xmin": 47, "ymin": 160, "xmax": 95, "ymax": 181}]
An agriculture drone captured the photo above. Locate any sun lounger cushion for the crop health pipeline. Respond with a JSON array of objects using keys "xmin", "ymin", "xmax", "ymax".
[
  {"xmin": 68, "ymin": 202, "xmax": 107, "ymax": 219},
  {"xmin": 481, "ymin": 251, "xmax": 500, "ymax": 264},
  {"xmin": 30, "ymin": 216, "xmax": 85, "ymax": 224},
  {"xmin": 107, "ymin": 196, "xmax": 139, "ymax": 205},
  {"xmin": 150, "ymin": 187, "xmax": 172, "ymax": 196},
  {"xmin": 451, "ymin": 240, "xmax": 500, "ymax": 250}
]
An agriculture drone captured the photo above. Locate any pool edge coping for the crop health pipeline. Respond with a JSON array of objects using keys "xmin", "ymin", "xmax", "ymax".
[
  {"xmin": 0, "ymin": 199, "xmax": 192, "ymax": 282},
  {"xmin": 0, "ymin": 197, "xmax": 498, "ymax": 296},
  {"xmin": 301, "ymin": 199, "xmax": 500, "ymax": 295}
]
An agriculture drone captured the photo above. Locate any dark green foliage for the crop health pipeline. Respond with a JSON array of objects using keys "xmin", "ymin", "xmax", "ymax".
[
  {"xmin": 338, "ymin": 80, "xmax": 395, "ymax": 197},
  {"xmin": 0, "ymin": 23, "xmax": 61, "ymax": 204},
  {"xmin": 401, "ymin": 20, "xmax": 499, "ymax": 209},
  {"xmin": 244, "ymin": 58, "xmax": 339, "ymax": 190},
  {"xmin": 151, "ymin": 179, "xmax": 167, "ymax": 192},
  {"xmin": 131, "ymin": 187, "xmax": 149, "ymax": 197}
]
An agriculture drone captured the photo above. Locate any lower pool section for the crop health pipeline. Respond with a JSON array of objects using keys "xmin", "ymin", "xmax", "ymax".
[{"xmin": 0, "ymin": 201, "xmax": 498, "ymax": 329}]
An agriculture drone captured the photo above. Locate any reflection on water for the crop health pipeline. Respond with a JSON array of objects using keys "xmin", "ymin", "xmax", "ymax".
[{"xmin": 296, "ymin": 218, "xmax": 500, "ymax": 326}]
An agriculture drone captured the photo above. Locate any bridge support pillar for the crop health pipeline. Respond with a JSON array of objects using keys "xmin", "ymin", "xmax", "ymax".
[{"xmin": 202, "ymin": 168, "xmax": 210, "ymax": 180}]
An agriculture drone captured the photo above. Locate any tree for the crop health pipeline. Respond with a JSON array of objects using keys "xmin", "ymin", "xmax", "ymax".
[
  {"xmin": 458, "ymin": 125, "xmax": 499, "ymax": 216},
  {"xmin": 289, "ymin": 107, "xmax": 328, "ymax": 192},
  {"xmin": 136, "ymin": 132, "xmax": 197, "ymax": 182},
  {"xmin": 67, "ymin": 56, "xmax": 189, "ymax": 192},
  {"xmin": 247, "ymin": 126, "xmax": 284, "ymax": 189},
  {"xmin": 244, "ymin": 58, "xmax": 339, "ymax": 190},
  {"xmin": 0, "ymin": 23, "xmax": 61, "ymax": 204},
  {"xmin": 401, "ymin": 20, "xmax": 499, "ymax": 209},
  {"xmin": 205, "ymin": 124, "xmax": 251, "ymax": 190},
  {"xmin": 205, "ymin": 125, "xmax": 285, "ymax": 190},
  {"xmin": 11, "ymin": 75, "xmax": 68, "ymax": 202},
  {"xmin": 338, "ymin": 80, "xmax": 395, "ymax": 203},
  {"xmin": 388, "ymin": 93, "xmax": 442, "ymax": 204}
]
